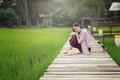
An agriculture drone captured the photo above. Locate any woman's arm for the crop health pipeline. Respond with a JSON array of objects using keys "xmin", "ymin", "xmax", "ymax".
[{"xmin": 78, "ymin": 31, "xmax": 86, "ymax": 44}]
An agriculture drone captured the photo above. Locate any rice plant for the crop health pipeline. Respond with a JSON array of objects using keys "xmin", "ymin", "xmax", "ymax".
[{"xmin": 0, "ymin": 28, "xmax": 71, "ymax": 80}]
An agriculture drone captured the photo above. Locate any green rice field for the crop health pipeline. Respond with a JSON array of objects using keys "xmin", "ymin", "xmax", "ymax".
[{"xmin": 0, "ymin": 28, "xmax": 71, "ymax": 80}]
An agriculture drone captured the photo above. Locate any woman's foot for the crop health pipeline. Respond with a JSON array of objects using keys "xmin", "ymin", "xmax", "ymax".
[
  {"xmin": 64, "ymin": 50, "xmax": 79, "ymax": 55},
  {"xmin": 64, "ymin": 51, "xmax": 68, "ymax": 54}
]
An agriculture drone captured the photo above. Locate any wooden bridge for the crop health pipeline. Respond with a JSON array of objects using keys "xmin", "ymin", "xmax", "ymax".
[{"xmin": 40, "ymin": 32, "xmax": 120, "ymax": 80}]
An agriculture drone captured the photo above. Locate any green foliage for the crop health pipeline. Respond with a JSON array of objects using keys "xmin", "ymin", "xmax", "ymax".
[
  {"xmin": 51, "ymin": 0, "xmax": 110, "ymax": 25},
  {"xmin": 14, "ymin": 0, "xmax": 112, "ymax": 27},
  {"xmin": 0, "ymin": 28, "xmax": 71, "ymax": 80},
  {"xmin": 0, "ymin": 0, "xmax": 116, "ymax": 27},
  {"xmin": 6, "ymin": 7, "xmax": 18, "ymax": 20},
  {"xmin": 0, "ymin": 8, "xmax": 6, "ymax": 19},
  {"xmin": 0, "ymin": 8, "xmax": 18, "ymax": 20}
]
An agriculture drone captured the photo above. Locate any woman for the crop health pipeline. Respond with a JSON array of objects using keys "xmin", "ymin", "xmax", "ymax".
[{"xmin": 64, "ymin": 22, "xmax": 91, "ymax": 55}]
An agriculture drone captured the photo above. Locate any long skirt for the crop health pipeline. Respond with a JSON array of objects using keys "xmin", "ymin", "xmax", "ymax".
[{"xmin": 69, "ymin": 35, "xmax": 91, "ymax": 53}]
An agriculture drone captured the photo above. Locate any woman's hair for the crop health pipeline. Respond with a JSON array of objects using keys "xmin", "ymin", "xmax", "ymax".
[
  {"xmin": 72, "ymin": 22, "xmax": 84, "ymax": 32},
  {"xmin": 72, "ymin": 22, "xmax": 80, "ymax": 27}
]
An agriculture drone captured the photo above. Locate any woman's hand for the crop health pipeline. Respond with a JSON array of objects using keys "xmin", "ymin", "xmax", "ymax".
[
  {"xmin": 70, "ymin": 32, "xmax": 78, "ymax": 36},
  {"xmin": 70, "ymin": 32, "xmax": 80, "ymax": 42}
]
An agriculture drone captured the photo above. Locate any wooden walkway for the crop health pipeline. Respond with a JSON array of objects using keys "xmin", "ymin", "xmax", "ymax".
[{"xmin": 40, "ymin": 33, "xmax": 120, "ymax": 80}]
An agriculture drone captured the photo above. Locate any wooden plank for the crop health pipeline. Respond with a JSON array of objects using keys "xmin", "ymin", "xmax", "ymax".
[
  {"xmin": 54, "ymin": 58, "xmax": 113, "ymax": 61},
  {"xmin": 40, "ymin": 75, "xmax": 120, "ymax": 78},
  {"xmin": 53, "ymin": 60, "xmax": 116, "ymax": 64},
  {"xmin": 62, "ymin": 44, "xmax": 103, "ymax": 49},
  {"xmin": 57, "ymin": 54, "xmax": 111, "ymax": 58},
  {"xmin": 60, "ymin": 49, "xmax": 105, "ymax": 53},
  {"xmin": 58, "ymin": 52, "xmax": 110, "ymax": 57},
  {"xmin": 40, "ymin": 78, "xmax": 120, "ymax": 80},
  {"xmin": 91, "ymin": 46, "xmax": 102, "ymax": 48},
  {"xmin": 49, "ymin": 64, "xmax": 118, "ymax": 68},
  {"xmin": 45, "ymin": 72, "xmax": 120, "ymax": 75},
  {"xmin": 47, "ymin": 67, "xmax": 120, "ymax": 72},
  {"xmin": 59, "ymin": 50, "xmax": 109, "ymax": 54}
]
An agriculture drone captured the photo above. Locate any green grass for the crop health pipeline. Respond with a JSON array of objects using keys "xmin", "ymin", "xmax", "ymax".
[
  {"xmin": 0, "ymin": 28, "xmax": 71, "ymax": 80},
  {"xmin": 104, "ymin": 38, "xmax": 120, "ymax": 66},
  {"xmin": 95, "ymin": 26, "xmax": 120, "ymax": 31}
]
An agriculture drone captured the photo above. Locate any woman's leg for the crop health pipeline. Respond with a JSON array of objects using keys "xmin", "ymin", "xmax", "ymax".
[
  {"xmin": 69, "ymin": 35, "xmax": 83, "ymax": 53},
  {"xmin": 77, "ymin": 44, "xmax": 82, "ymax": 53},
  {"xmin": 64, "ymin": 45, "xmax": 73, "ymax": 54},
  {"xmin": 88, "ymin": 47, "xmax": 91, "ymax": 52}
]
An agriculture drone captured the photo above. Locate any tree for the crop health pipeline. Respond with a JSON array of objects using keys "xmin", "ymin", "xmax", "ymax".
[
  {"xmin": 0, "ymin": 8, "xmax": 18, "ymax": 27},
  {"xmin": 0, "ymin": 0, "xmax": 115, "ymax": 27}
]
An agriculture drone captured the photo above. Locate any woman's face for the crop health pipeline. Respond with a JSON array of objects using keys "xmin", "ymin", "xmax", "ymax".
[{"xmin": 73, "ymin": 26, "xmax": 81, "ymax": 33}]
